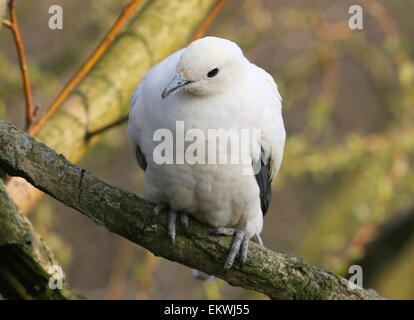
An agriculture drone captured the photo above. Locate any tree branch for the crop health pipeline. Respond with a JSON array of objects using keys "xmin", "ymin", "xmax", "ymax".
[
  {"xmin": 84, "ymin": 115, "xmax": 129, "ymax": 140},
  {"xmin": 0, "ymin": 177, "xmax": 80, "ymax": 299},
  {"xmin": 0, "ymin": 121, "xmax": 384, "ymax": 300},
  {"xmin": 2, "ymin": 19, "xmax": 12, "ymax": 28},
  {"xmin": 190, "ymin": 0, "xmax": 227, "ymax": 41}
]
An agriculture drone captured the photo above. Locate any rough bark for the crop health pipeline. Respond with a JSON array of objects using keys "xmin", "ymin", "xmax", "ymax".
[
  {"xmin": 6, "ymin": 0, "xmax": 221, "ymax": 213},
  {"xmin": 0, "ymin": 179, "xmax": 80, "ymax": 299},
  {"xmin": 0, "ymin": 121, "xmax": 385, "ymax": 300}
]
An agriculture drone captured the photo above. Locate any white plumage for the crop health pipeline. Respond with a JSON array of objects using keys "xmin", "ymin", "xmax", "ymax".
[{"xmin": 128, "ymin": 36, "xmax": 285, "ymax": 271}]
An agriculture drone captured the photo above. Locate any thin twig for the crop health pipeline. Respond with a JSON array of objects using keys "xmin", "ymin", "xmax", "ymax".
[
  {"xmin": 28, "ymin": 0, "xmax": 143, "ymax": 136},
  {"xmin": 2, "ymin": 18, "xmax": 12, "ymax": 28},
  {"xmin": 191, "ymin": 0, "xmax": 227, "ymax": 41},
  {"xmin": 84, "ymin": 115, "xmax": 129, "ymax": 140},
  {"xmin": 5, "ymin": 0, "xmax": 35, "ymax": 131}
]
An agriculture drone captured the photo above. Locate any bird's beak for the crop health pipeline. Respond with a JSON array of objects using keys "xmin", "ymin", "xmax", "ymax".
[{"xmin": 161, "ymin": 74, "xmax": 192, "ymax": 99}]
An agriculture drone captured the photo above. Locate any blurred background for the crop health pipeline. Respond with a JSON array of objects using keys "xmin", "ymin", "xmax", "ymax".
[{"xmin": 1, "ymin": 0, "xmax": 413, "ymax": 299}]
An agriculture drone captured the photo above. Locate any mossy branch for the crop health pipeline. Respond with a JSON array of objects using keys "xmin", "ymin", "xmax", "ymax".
[
  {"xmin": 0, "ymin": 121, "xmax": 385, "ymax": 300},
  {"xmin": 0, "ymin": 177, "xmax": 80, "ymax": 299}
]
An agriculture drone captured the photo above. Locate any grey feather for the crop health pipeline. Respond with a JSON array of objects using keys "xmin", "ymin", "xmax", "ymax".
[
  {"xmin": 135, "ymin": 145, "xmax": 147, "ymax": 171},
  {"xmin": 254, "ymin": 148, "xmax": 272, "ymax": 216}
]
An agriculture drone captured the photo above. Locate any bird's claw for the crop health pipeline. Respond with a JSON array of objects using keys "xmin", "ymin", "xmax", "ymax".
[
  {"xmin": 167, "ymin": 210, "xmax": 190, "ymax": 245},
  {"xmin": 167, "ymin": 210, "xmax": 177, "ymax": 245},
  {"xmin": 180, "ymin": 213, "xmax": 189, "ymax": 229},
  {"xmin": 240, "ymin": 234, "xmax": 250, "ymax": 265},
  {"xmin": 153, "ymin": 203, "xmax": 167, "ymax": 217},
  {"xmin": 213, "ymin": 227, "xmax": 250, "ymax": 271}
]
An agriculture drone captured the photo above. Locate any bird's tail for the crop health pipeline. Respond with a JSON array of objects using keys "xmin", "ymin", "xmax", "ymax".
[
  {"xmin": 254, "ymin": 234, "xmax": 263, "ymax": 246},
  {"xmin": 191, "ymin": 269, "xmax": 216, "ymax": 282}
]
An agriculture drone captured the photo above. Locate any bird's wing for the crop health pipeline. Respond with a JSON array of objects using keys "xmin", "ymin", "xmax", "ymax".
[
  {"xmin": 128, "ymin": 49, "xmax": 185, "ymax": 171},
  {"xmin": 134, "ymin": 144, "xmax": 147, "ymax": 171},
  {"xmin": 254, "ymin": 148, "xmax": 272, "ymax": 215},
  {"xmin": 251, "ymin": 64, "xmax": 286, "ymax": 216},
  {"xmin": 128, "ymin": 83, "xmax": 147, "ymax": 171}
]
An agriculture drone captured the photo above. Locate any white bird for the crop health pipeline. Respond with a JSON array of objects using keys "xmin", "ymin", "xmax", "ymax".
[{"xmin": 128, "ymin": 36, "xmax": 285, "ymax": 271}]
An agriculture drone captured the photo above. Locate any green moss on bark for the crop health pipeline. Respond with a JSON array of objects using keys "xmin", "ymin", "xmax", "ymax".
[{"xmin": 0, "ymin": 180, "xmax": 81, "ymax": 299}]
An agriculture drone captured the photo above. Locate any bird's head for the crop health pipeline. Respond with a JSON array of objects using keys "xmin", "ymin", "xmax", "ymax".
[{"xmin": 162, "ymin": 37, "xmax": 246, "ymax": 99}]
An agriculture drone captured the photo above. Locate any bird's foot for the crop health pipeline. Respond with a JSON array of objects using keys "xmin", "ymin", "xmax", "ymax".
[
  {"xmin": 152, "ymin": 204, "xmax": 189, "ymax": 245},
  {"xmin": 153, "ymin": 203, "xmax": 167, "ymax": 217},
  {"xmin": 167, "ymin": 209, "xmax": 189, "ymax": 245},
  {"xmin": 180, "ymin": 213, "xmax": 189, "ymax": 229},
  {"xmin": 212, "ymin": 227, "xmax": 250, "ymax": 271}
]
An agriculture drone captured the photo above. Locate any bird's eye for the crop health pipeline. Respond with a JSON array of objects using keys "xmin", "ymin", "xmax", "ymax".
[{"xmin": 207, "ymin": 68, "xmax": 219, "ymax": 78}]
